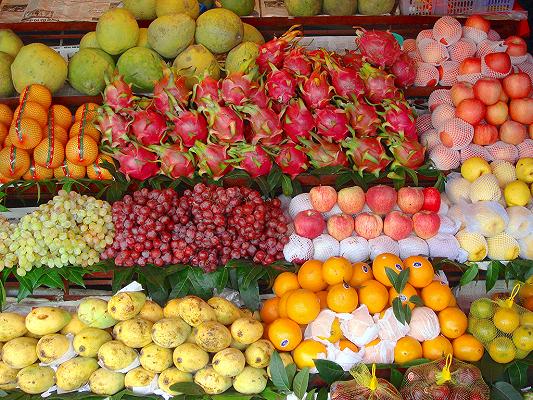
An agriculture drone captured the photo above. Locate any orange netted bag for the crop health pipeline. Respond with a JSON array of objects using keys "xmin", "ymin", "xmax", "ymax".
[
  {"xmin": 401, "ymin": 355, "xmax": 490, "ymax": 400},
  {"xmin": 330, "ymin": 364, "xmax": 402, "ymax": 400}
]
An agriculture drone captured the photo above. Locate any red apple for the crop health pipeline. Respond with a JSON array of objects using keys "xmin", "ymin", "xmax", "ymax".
[
  {"xmin": 337, "ymin": 186, "xmax": 365, "ymax": 214},
  {"xmin": 456, "ymin": 98, "xmax": 486, "ymax": 125},
  {"xmin": 499, "ymin": 90, "xmax": 509, "ymax": 103},
  {"xmin": 473, "ymin": 78, "xmax": 502, "ymax": 106},
  {"xmin": 422, "ymin": 187, "xmax": 441, "ymax": 212},
  {"xmin": 451, "ymin": 82, "xmax": 474, "ymax": 107},
  {"xmin": 485, "ymin": 101, "xmax": 508, "ymax": 126},
  {"xmin": 473, "ymin": 124, "xmax": 499, "ymax": 145},
  {"xmin": 499, "ymin": 120, "xmax": 527, "ymax": 145},
  {"xmin": 483, "ymin": 52, "xmax": 512, "ymax": 74},
  {"xmin": 294, "ymin": 210, "xmax": 326, "ymax": 239},
  {"xmin": 529, "ymin": 124, "xmax": 533, "ymax": 139},
  {"xmin": 510, "ymin": 98, "xmax": 533, "ymax": 125},
  {"xmin": 366, "ymin": 185, "xmax": 397, "ymax": 215},
  {"xmin": 504, "ymin": 36, "xmax": 528, "ymax": 57},
  {"xmin": 465, "ymin": 15, "xmax": 491, "ymax": 33},
  {"xmin": 459, "ymin": 57, "xmax": 481, "ymax": 75},
  {"xmin": 412, "ymin": 211, "xmax": 441, "ymax": 239},
  {"xmin": 397, "ymin": 187, "xmax": 425, "ymax": 214},
  {"xmin": 327, "ymin": 214, "xmax": 355, "ymax": 241},
  {"xmin": 354, "ymin": 212, "xmax": 383, "ymax": 240},
  {"xmin": 309, "ymin": 186, "xmax": 337, "ymax": 213},
  {"xmin": 502, "ymin": 72, "xmax": 532, "ymax": 99},
  {"xmin": 383, "ymin": 211, "xmax": 413, "ymax": 241}
]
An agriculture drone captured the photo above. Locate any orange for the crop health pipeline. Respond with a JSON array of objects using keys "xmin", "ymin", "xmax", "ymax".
[
  {"xmin": 65, "ymin": 134, "xmax": 98, "ymax": 166},
  {"xmin": 452, "ymin": 334, "xmax": 484, "ymax": 362},
  {"xmin": 0, "ymin": 171, "xmax": 13, "ymax": 184},
  {"xmin": 448, "ymin": 295, "xmax": 457, "ymax": 307},
  {"xmin": 366, "ymin": 338, "xmax": 380, "ymax": 347},
  {"xmin": 493, "ymin": 306, "xmax": 520, "ymax": 334},
  {"xmin": 69, "ymin": 120, "xmax": 101, "ymax": 142},
  {"xmin": 23, "ymin": 159, "xmax": 54, "ymax": 181},
  {"xmin": 404, "ymin": 256, "xmax": 434, "ymax": 289},
  {"xmin": 268, "ymin": 318, "xmax": 302, "ymax": 351},
  {"xmin": 438, "ymin": 307, "xmax": 468, "ymax": 339},
  {"xmin": 0, "ymin": 104, "xmax": 13, "ymax": 125},
  {"xmin": 372, "ymin": 253, "xmax": 404, "ymax": 287},
  {"xmin": 0, "ymin": 146, "xmax": 31, "ymax": 179},
  {"xmin": 298, "ymin": 260, "xmax": 327, "ymax": 292},
  {"xmin": 358, "ymin": 279, "xmax": 389, "ymax": 314},
  {"xmin": 421, "ymin": 281, "xmax": 453, "ymax": 312},
  {"xmin": 389, "ymin": 283, "xmax": 418, "ymax": 310},
  {"xmin": 339, "ymin": 340, "xmax": 358, "ymax": 352},
  {"xmin": 327, "ymin": 283, "xmax": 358, "ymax": 313},
  {"xmin": 316, "ymin": 291, "xmax": 328, "ymax": 309},
  {"xmin": 273, "ymin": 272, "xmax": 300, "ymax": 297},
  {"xmin": 13, "ymin": 102, "xmax": 48, "ymax": 127},
  {"xmin": 286, "ymin": 289, "xmax": 321, "ymax": 325},
  {"xmin": 524, "ymin": 296, "xmax": 533, "ymax": 312},
  {"xmin": 87, "ymin": 154, "xmax": 114, "ymax": 180},
  {"xmin": 260, "ymin": 297, "xmax": 280, "ymax": 324},
  {"xmin": 51, "ymin": 105, "xmax": 73, "ymax": 130},
  {"xmin": 322, "ymin": 257, "xmax": 353, "ymax": 285},
  {"xmin": 318, "ymin": 318, "xmax": 342, "ymax": 343},
  {"xmin": 422, "ymin": 335, "xmax": 453, "ymax": 360},
  {"xmin": 292, "ymin": 339, "xmax": 327, "ymax": 369},
  {"xmin": 8, "ymin": 118, "xmax": 42, "ymax": 150},
  {"xmin": 54, "ymin": 160, "xmax": 86, "ymax": 179},
  {"xmin": 19, "ymin": 84, "xmax": 52, "ymax": 109},
  {"xmin": 75, "ymin": 103, "xmax": 99, "ymax": 122},
  {"xmin": 394, "ymin": 336, "xmax": 423, "ymax": 364},
  {"xmin": 278, "ymin": 289, "xmax": 296, "ymax": 318},
  {"xmin": 34, "ymin": 137, "xmax": 65, "ymax": 169},
  {"xmin": 0, "ymin": 122, "xmax": 8, "ymax": 144},
  {"xmin": 262, "ymin": 323, "xmax": 270, "ymax": 339},
  {"xmin": 349, "ymin": 262, "xmax": 373, "ymax": 287}
]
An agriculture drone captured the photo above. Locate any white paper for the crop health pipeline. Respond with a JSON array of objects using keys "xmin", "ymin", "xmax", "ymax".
[
  {"xmin": 118, "ymin": 281, "xmax": 144, "ymax": 293},
  {"xmin": 130, "ymin": 373, "xmax": 159, "ymax": 395},
  {"xmin": 56, "ymin": 383, "xmax": 90, "ymax": 395}
]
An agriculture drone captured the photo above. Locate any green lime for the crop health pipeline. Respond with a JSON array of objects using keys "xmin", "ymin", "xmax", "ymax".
[
  {"xmin": 470, "ymin": 298, "xmax": 495, "ymax": 319},
  {"xmin": 472, "ymin": 319, "xmax": 497, "ymax": 343}
]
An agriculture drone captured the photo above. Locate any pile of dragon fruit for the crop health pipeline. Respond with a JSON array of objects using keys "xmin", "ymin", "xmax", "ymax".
[{"xmin": 98, "ymin": 27, "xmax": 425, "ymax": 181}]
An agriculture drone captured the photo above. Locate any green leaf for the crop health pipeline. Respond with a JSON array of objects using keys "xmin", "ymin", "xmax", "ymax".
[
  {"xmin": 385, "ymin": 267, "xmax": 400, "ymax": 290},
  {"xmin": 392, "ymin": 297, "xmax": 406, "ymax": 325},
  {"xmin": 214, "ymin": 268, "xmax": 229, "ymax": 293},
  {"xmin": 390, "ymin": 368, "xmax": 404, "ymax": 389},
  {"xmin": 0, "ymin": 280, "xmax": 5, "ymax": 311},
  {"xmin": 404, "ymin": 303, "xmax": 412, "ymax": 324},
  {"xmin": 281, "ymin": 175, "xmax": 294, "ymax": 197},
  {"xmin": 267, "ymin": 166, "xmax": 282, "ymax": 192},
  {"xmin": 314, "ymin": 359, "xmax": 345, "ymax": 385},
  {"xmin": 241, "ymin": 265, "xmax": 266, "ymax": 290},
  {"xmin": 168, "ymin": 268, "xmax": 191, "ymax": 299},
  {"xmin": 293, "ymin": 367, "xmax": 310, "ymax": 400},
  {"xmin": 269, "ymin": 352, "xmax": 290, "ymax": 392},
  {"xmin": 260, "ymin": 387, "xmax": 285, "ymax": 400},
  {"xmin": 409, "ymin": 295, "xmax": 424, "ymax": 307},
  {"xmin": 286, "ymin": 363, "xmax": 297, "ymax": 387},
  {"xmin": 238, "ymin": 273, "xmax": 261, "ymax": 311},
  {"xmin": 169, "ymin": 382, "xmax": 206, "ymax": 395},
  {"xmin": 316, "ymin": 387, "xmax": 329, "ymax": 400},
  {"xmin": 505, "ymin": 361, "xmax": 528, "ymax": 389},
  {"xmin": 460, "ymin": 264, "xmax": 479, "ymax": 286},
  {"xmin": 486, "ymin": 261, "xmax": 502, "ymax": 292},
  {"xmin": 188, "ymin": 267, "xmax": 216, "ymax": 299},
  {"xmin": 112, "ymin": 268, "xmax": 135, "ymax": 293},
  {"xmin": 395, "ymin": 268, "xmax": 410, "ymax": 294},
  {"xmin": 490, "ymin": 382, "xmax": 523, "ymax": 400},
  {"xmin": 212, "ymin": 392, "xmax": 253, "ymax": 400},
  {"xmin": 305, "ymin": 388, "xmax": 316, "ymax": 400},
  {"xmin": 256, "ymin": 177, "xmax": 271, "ymax": 197},
  {"xmin": 37, "ymin": 270, "xmax": 64, "ymax": 289}
]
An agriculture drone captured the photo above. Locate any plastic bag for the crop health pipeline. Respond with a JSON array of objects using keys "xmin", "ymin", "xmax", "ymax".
[
  {"xmin": 331, "ymin": 364, "xmax": 403, "ymax": 400},
  {"xmin": 401, "ymin": 355, "xmax": 490, "ymax": 400},
  {"xmin": 461, "ymin": 201, "xmax": 509, "ymax": 237}
]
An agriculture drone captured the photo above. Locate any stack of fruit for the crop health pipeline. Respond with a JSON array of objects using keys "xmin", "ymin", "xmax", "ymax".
[
  {"xmin": 0, "ymin": 86, "xmax": 113, "ymax": 183},
  {"xmin": 283, "ymin": 185, "xmax": 464, "ymax": 263},
  {"xmin": 0, "ymin": 291, "xmax": 278, "ymax": 396},
  {"xmin": 263, "ymin": 254, "xmax": 485, "ymax": 369},
  {"xmin": 284, "ymin": 0, "xmax": 395, "ymax": 17},
  {"xmin": 444, "ymin": 156, "xmax": 532, "ymax": 261}
]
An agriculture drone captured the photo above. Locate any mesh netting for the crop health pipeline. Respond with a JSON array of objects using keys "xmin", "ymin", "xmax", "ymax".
[
  {"xmin": 416, "ymin": 29, "xmax": 434, "ymax": 44},
  {"xmin": 491, "ymin": 160, "xmax": 517, "ymax": 187},
  {"xmin": 463, "ymin": 26, "xmax": 488, "ymax": 44},
  {"xmin": 427, "ymin": 233, "xmax": 461, "ymax": 259},
  {"xmin": 432, "ymin": 104, "xmax": 456, "ymax": 130},
  {"xmin": 460, "ymin": 143, "xmax": 493, "ymax": 163},
  {"xmin": 428, "ymin": 89, "xmax": 453, "ymax": 111},
  {"xmin": 505, "ymin": 206, "xmax": 533, "ymax": 240},
  {"xmin": 415, "ymin": 62, "xmax": 440, "ymax": 86},
  {"xmin": 362, "ymin": 340, "xmax": 396, "ymax": 364},
  {"xmin": 438, "ymin": 61, "xmax": 460, "ymax": 86},
  {"xmin": 407, "ymin": 307, "xmax": 440, "ymax": 342},
  {"xmin": 368, "ymin": 235, "xmax": 399, "ymax": 260},
  {"xmin": 339, "ymin": 236, "xmax": 370, "ymax": 263},
  {"xmin": 481, "ymin": 54, "xmax": 512, "ymax": 79},
  {"xmin": 486, "ymin": 141, "xmax": 519, "ymax": 163},
  {"xmin": 439, "ymin": 215, "xmax": 460, "ymax": 235},
  {"xmin": 488, "ymin": 29, "xmax": 501, "ymax": 41},
  {"xmin": 517, "ymin": 139, "xmax": 533, "ymax": 158},
  {"xmin": 420, "ymin": 129, "xmax": 441, "ymax": 151},
  {"xmin": 462, "ymin": 201, "xmax": 508, "ymax": 237},
  {"xmin": 476, "ymin": 40, "xmax": 507, "ymax": 59},
  {"xmin": 456, "ymin": 229, "xmax": 488, "ymax": 261},
  {"xmin": 519, "ymin": 235, "xmax": 533, "ymax": 260},
  {"xmin": 439, "ymin": 118, "xmax": 474, "ymax": 150},
  {"xmin": 418, "ymin": 38, "xmax": 450, "ymax": 64},
  {"xmin": 429, "ymin": 144, "xmax": 461, "ymax": 170},
  {"xmin": 449, "ymin": 39, "xmax": 477, "ymax": 63},
  {"xmin": 324, "ymin": 204, "xmax": 343, "ymax": 219},
  {"xmin": 517, "ymin": 62, "xmax": 533, "ymax": 86},
  {"xmin": 398, "ymin": 236, "xmax": 429, "ymax": 259},
  {"xmin": 487, "ymin": 232, "xmax": 521, "ymax": 260},
  {"xmin": 313, "ymin": 234, "xmax": 340, "ymax": 261},
  {"xmin": 445, "ymin": 172, "xmax": 471, "ymax": 204},
  {"xmin": 510, "ymin": 54, "xmax": 528, "ymax": 65},
  {"xmin": 469, "ymin": 174, "xmax": 502, "ymax": 203},
  {"xmin": 416, "ymin": 113, "xmax": 433, "ymax": 134},
  {"xmin": 448, "ymin": 204, "xmax": 466, "ymax": 230},
  {"xmin": 283, "ymin": 234, "xmax": 314, "ymax": 263},
  {"xmin": 408, "ymin": 50, "xmax": 423, "ymax": 63},
  {"xmin": 457, "ymin": 72, "xmax": 483, "ymax": 85},
  {"xmin": 331, "ymin": 364, "xmax": 403, "ymax": 400},
  {"xmin": 433, "ymin": 16, "xmax": 462, "ymax": 47},
  {"xmin": 403, "ymin": 38, "xmax": 417, "ymax": 53},
  {"xmin": 288, "ymin": 193, "xmax": 312, "ymax": 220},
  {"xmin": 377, "ymin": 308, "xmax": 410, "ymax": 342}
]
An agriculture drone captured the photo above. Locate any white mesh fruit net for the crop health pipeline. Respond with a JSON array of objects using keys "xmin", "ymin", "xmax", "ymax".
[
  {"xmin": 428, "ymin": 89, "xmax": 453, "ymax": 111},
  {"xmin": 429, "ymin": 144, "xmax": 461, "ymax": 170},
  {"xmin": 415, "ymin": 62, "xmax": 439, "ymax": 86},
  {"xmin": 313, "ymin": 234, "xmax": 340, "ymax": 261},
  {"xmin": 491, "ymin": 160, "xmax": 517, "ymax": 187},
  {"xmin": 403, "ymin": 38, "xmax": 417, "ymax": 53},
  {"xmin": 476, "ymin": 40, "xmax": 507, "ymax": 59},
  {"xmin": 408, "ymin": 50, "xmax": 423, "ymax": 63},
  {"xmin": 463, "ymin": 26, "xmax": 488, "ymax": 44},
  {"xmin": 324, "ymin": 204, "xmax": 343, "ymax": 219},
  {"xmin": 486, "ymin": 141, "xmax": 519, "ymax": 163},
  {"xmin": 427, "ymin": 233, "xmax": 461, "ymax": 259},
  {"xmin": 438, "ymin": 61, "xmax": 460, "ymax": 86},
  {"xmin": 487, "ymin": 232, "xmax": 520, "ymax": 260},
  {"xmin": 288, "ymin": 193, "xmax": 312, "ymax": 220},
  {"xmin": 431, "ymin": 104, "xmax": 456, "ymax": 130},
  {"xmin": 488, "ymin": 29, "xmax": 501, "ymax": 41},
  {"xmin": 457, "ymin": 72, "xmax": 483, "ymax": 85},
  {"xmin": 407, "ymin": 307, "xmax": 440, "ymax": 342},
  {"xmin": 445, "ymin": 172, "xmax": 472, "ymax": 204},
  {"xmin": 362, "ymin": 340, "xmax": 396, "ymax": 364},
  {"xmin": 416, "ymin": 113, "xmax": 433, "ymax": 134},
  {"xmin": 418, "ymin": 38, "xmax": 450, "ymax": 64},
  {"xmin": 505, "ymin": 206, "xmax": 533, "ymax": 240},
  {"xmin": 368, "ymin": 235, "xmax": 399, "ymax": 260},
  {"xmin": 469, "ymin": 174, "xmax": 502, "ymax": 203},
  {"xmin": 416, "ymin": 29, "xmax": 434, "ymax": 44},
  {"xmin": 460, "ymin": 143, "xmax": 493, "ymax": 163},
  {"xmin": 439, "ymin": 118, "xmax": 474, "ymax": 150},
  {"xmin": 481, "ymin": 54, "xmax": 512, "ymax": 79},
  {"xmin": 517, "ymin": 139, "xmax": 533, "ymax": 158},
  {"xmin": 449, "ymin": 39, "xmax": 477, "ymax": 63},
  {"xmin": 420, "ymin": 129, "xmax": 440, "ymax": 151},
  {"xmin": 462, "ymin": 201, "xmax": 509, "ymax": 237},
  {"xmin": 439, "ymin": 215, "xmax": 460, "ymax": 235},
  {"xmin": 433, "ymin": 16, "xmax": 462, "ymax": 47},
  {"xmin": 283, "ymin": 234, "xmax": 314, "ymax": 263},
  {"xmin": 517, "ymin": 62, "xmax": 533, "ymax": 85},
  {"xmin": 447, "ymin": 204, "xmax": 466, "ymax": 230},
  {"xmin": 339, "ymin": 236, "xmax": 370, "ymax": 263},
  {"xmin": 398, "ymin": 236, "xmax": 429, "ymax": 259},
  {"xmin": 456, "ymin": 229, "xmax": 488, "ymax": 262},
  {"xmin": 519, "ymin": 235, "xmax": 533, "ymax": 260},
  {"xmin": 377, "ymin": 308, "xmax": 410, "ymax": 342},
  {"xmin": 510, "ymin": 54, "xmax": 528, "ymax": 65}
]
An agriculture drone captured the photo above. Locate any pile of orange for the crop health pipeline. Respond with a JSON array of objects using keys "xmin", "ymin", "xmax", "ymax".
[
  {"xmin": 0, "ymin": 84, "xmax": 113, "ymax": 183},
  {"xmin": 262, "ymin": 253, "xmax": 485, "ymax": 368}
]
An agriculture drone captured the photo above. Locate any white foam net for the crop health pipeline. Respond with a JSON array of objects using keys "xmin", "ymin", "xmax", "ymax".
[
  {"xmin": 462, "ymin": 201, "xmax": 509, "ymax": 237},
  {"xmin": 439, "ymin": 215, "xmax": 460, "ymax": 235},
  {"xmin": 510, "ymin": 54, "xmax": 528, "ymax": 65},
  {"xmin": 312, "ymin": 234, "xmax": 340, "ymax": 261},
  {"xmin": 460, "ymin": 143, "xmax": 493, "ymax": 163},
  {"xmin": 433, "ymin": 16, "xmax": 462, "ymax": 47},
  {"xmin": 283, "ymin": 234, "xmax": 314, "ymax": 263},
  {"xmin": 505, "ymin": 206, "xmax": 533, "ymax": 240},
  {"xmin": 323, "ymin": 204, "xmax": 343, "ymax": 219},
  {"xmin": 428, "ymin": 89, "xmax": 453, "ymax": 111},
  {"xmin": 486, "ymin": 141, "xmax": 519, "ymax": 163},
  {"xmin": 418, "ymin": 38, "xmax": 450, "ymax": 64},
  {"xmin": 487, "ymin": 232, "xmax": 520, "ymax": 260},
  {"xmin": 517, "ymin": 62, "xmax": 533, "ymax": 86},
  {"xmin": 416, "ymin": 29, "xmax": 434, "ymax": 44},
  {"xmin": 415, "ymin": 62, "xmax": 439, "ymax": 86},
  {"xmin": 469, "ymin": 174, "xmax": 502, "ymax": 203},
  {"xmin": 439, "ymin": 61, "xmax": 460, "ymax": 86},
  {"xmin": 403, "ymin": 38, "xmax": 417, "ymax": 53},
  {"xmin": 288, "ymin": 193, "xmax": 312, "ymax": 220},
  {"xmin": 339, "ymin": 236, "xmax": 370, "ymax": 263},
  {"xmin": 368, "ymin": 235, "xmax": 399, "ymax": 260},
  {"xmin": 449, "ymin": 39, "xmax": 477, "ymax": 63},
  {"xmin": 409, "ymin": 50, "xmax": 423, "ymax": 63},
  {"xmin": 476, "ymin": 40, "xmax": 506, "ymax": 58},
  {"xmin": 427, "ymin": 233, "xmax": 461, "ymax": 259},
  {"xmin": 519, "ymin": 235, "xmax": 533, "ymax": 260},
  {"xmin": 398, "ymin": 236, "xmax": 429, "ymax": 259},
  {"xmin": 481, "ymin": 53, "xmax": 512, "ymax": 79},
  {"xmin": 445, "ymin": 172, "xmax": 472, "ymax": 204},
  {"xmin": 407, "ymin": 307, "xmax": 440, "ymax": 342},
  {"xmin": 462, "ymin": 26, "xmax": 488, "ymax": 44},
  {"xmin": 416, "ymin": 113, "xmax": 433, "ymax": 134},
  {"xmin": 431, "ymin": 103, "xmax": 456, "ymax": 130},
  {"xmin": 487, "ymin": 29, "xmax": 501, "ymax": 41},
  {"xmin": 457, "ymin": 72, "xmax": 483, "ymax": 85},
  {"xmin": 429, "ymin": 144, "xmax": 461, "ymax": 170},
  {"xmin": 491, "ymin": 160, "xmax": 517, "ymax": 187},
  {"xmin": 517, "ymin": 139, "xmax": 533, "ymax": 158},
  {"xmin": 439, "ymin": 117, "xmax": 474, "ymax": 150},
  {"xmin": 420, "ymin": 129, "xmax": 440, "ymax": 151}
]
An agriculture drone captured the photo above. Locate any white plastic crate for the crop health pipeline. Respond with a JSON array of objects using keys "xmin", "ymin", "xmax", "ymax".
[{"xmin": 399, "ymin": 0, "xmax": 514, "ymax": 15}]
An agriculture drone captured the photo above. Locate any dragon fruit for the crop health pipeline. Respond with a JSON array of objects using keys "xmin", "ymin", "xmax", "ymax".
[
  {"xmin": 314, "ymin": 105, "xmax": 350, "ymax": 142},
  {"xmin": 325, "ymin": 55, "xmax": 365, "ymax": 99},
  {"xmin": 266, "ymin": 68, "xmax": 297, "ymax": 104},
  {"xmin": 359, "ymin": 63, "xmax": 399, "ymax": 103},
  {"xmin": 151, "ymin": 143, "xmax": 195, "ymax": 179},
  {"xmin": 116, "ymin": 144, "xmax": 159, "ymax": 180},
  {"xmin": 220, "ymin": 72, "xmax": 253, "ymax": 106},
  {"xmin": 356, "ymin": 29, "xmax": 402, "ymax": 68},
  {"xmin": 249, "ymin": 84, "xmax": 270, "ymax": 108},
  {"xmin": 190, "ymin": 141, "xmax": 233, "ymax": 179},
  {"xmin": 275, "ymin": 142, "xmax": 309, "ymax": 178},
  {"xmin": 99, "ymin": 108, "xmax": 131, "ymax": 148},
  {"xmin": 170, "ymin": 110, "xmax": 208, "ymax": 148},
  {"xmin": 206, "ymin": 105, "xmax": 244, "ymax": 143},
  {"xmin": 283, "ymin": 47, "xmax": 312, "ymax": 76},
  {"xmin": 299, "ymin": 137, "xmax": 349, "ymax": 168},
  {"xmin": 391, "ymin": 53, "xmax": 417, "ymax": 88},
  {"xmin": 240, "ymin": 105, "xmax": 283, "ymax": 146},
  {"xmin": 344, "ymin": 101, "xmax": 380, "ymax": 137},
  {"xmin": 193, "ymin": 76, "xmax": 222, "ymax": 111},
  {"xmin": 153, "ymin": 67, "xmax": 190, "ymax": 114},
  {"xmin": 131, "ymin": 109, "xmax": 167, "ymax": 146},
  {"xmin": 282, "ymin": 99, "xmax": 315, "ymax": 144},
  {"xmin": 228, "ymin": 144, "xmax": 273, "ymax": 178},
  {"xmin": 257, "ymin": 26, "xmax": 302, "ymax": 73},
  {"xmin": 390, "ymin": 139, "xmax": 426, "ymax": 169},
  {"xmin": 344, "ymin": 136, "xmax": 392, "ymax": 175},
  {"xmin": 342, "ymin": 50, "xmax": 364, "ymax": 70},
  {"xmin": 103, "ymin": 73, "xmax": 134, "ymax": 112},
  {"xmin": 301, "ymin": 68, "xmax": 332, "ymax": 110},
  {"xmin": 383, "ymin": 101, "xmax": 417, "ymax": 141}
]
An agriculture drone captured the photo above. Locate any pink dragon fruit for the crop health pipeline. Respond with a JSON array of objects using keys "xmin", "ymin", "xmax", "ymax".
[
  {"xmin": 257, "ymin": 26, "xmax": 302, "ymax": 73},
  {"xmin": 220, "ymin": 72, "xmax": 253, "ymax": 106},
  {"xmin": 170, "ymin": 110, "xmax": 208, "ymax": 148},
  {"xmin": 228, "ymin": 144, "xmax": 273, "ymax": 178},
  {"xmin": 342, "ymin": 50, "xmax": 364, "ymax": 70},
  {"xmin": 190, "ymin": 141, "xmax": 233, "ymax": 179},
  {"xmin": 314, "ymin": 105, "xmax": 350, "ymax": 142},
  {"xmin": 249, "ymin": 84, "xmax": 270, "ymax": 108},
  {"xmin": 193, "ymin": 76, "xmax": 222, "ymax": 111},
  {"xmin": 359, "ymin": 63, "xmax": 399, "ymax": 104},
  {"xmin": 116, "ymin": 144, "xmax": 160, "ymax": 180},
  {"xmin": 282, "ymin": 99, "xmax": 315, "ymax": 144},
  {"xmin": 153, "ymin": 68, "xmax": 190, "ymax": 114},
  {"xmin": 344, "ymin": 137, "xmax": 392, "ymax": 176},
  {"xmin": 266, "ymin": 68, "xmax": 297, "ymax": 104},
  {"xmin": 356, "ymin": 29, "xmax": 402, "ymax": 68},
  {"xmin": 390, "ymin": 140, "xmax": 426, "ymax": 169},
  {"xmin": 325, "ymin": 54, "xmax": 365, "ymax": 99},
  {"xmin": 131, "ymin": 109, "xmax": 168, "ymax": 146},
  {"xmin": 206, "ymin": 105, "xmax": 244, "ymax": 143},
  {"xmin": 275, "ymin": 142, "xmax": 309, "ymax": 178},
  {"xmin": 391, "ymin": 53, "xmax": 417, "ymax": 88},
  {"xmin": 151, "ymin": 143, "xmax": 195, "ymax": 178},
  {"xmin": 240, "ymin": 105, "xmax": 283, "ymax": 146},
  {"xmin": 344, "ymin": 101, "xmax": 380, "ymax": 137},
  {"xmin": 99, "ymin": 108, "xmax": 131, "ymax": 148},
  {"xmin": 103, "ymin": 73, "xmax": 134, "ymax": 112},
  {"xmin": 383, "ymin": 101, "xmax": 417, "ymax": 141},
  {"xmin": 283, "ymin": 47, "xmax": 312, "ymax": 76},
  {"xmin": 299, "ymin": 137, "xmax": 349, "ymax": 168},
  {"xmin": 301, "ymin": 68, "xmax": 332, "ymax": 110}
]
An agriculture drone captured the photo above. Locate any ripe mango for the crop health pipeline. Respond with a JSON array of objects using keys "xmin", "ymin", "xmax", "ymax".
[
  {"xmin": 56, "ymin": 357, "xmax": 98, "ymax": 391},
  {"xmin": 25, "ymin": 307, "xmax": 72, "ymax": 336},
  {"xmin": 73, "ymin": 328, "xmax": 112, "ymax": 358},
  {"xmin": 113, "ymin": 318, "xmax": 153, "ymax": 348},
  {"xmin": 1, "ymin": 337, "xmax": 38, "ymax": 369},
  {"xmin": 78, "ymin": 298, "xmax": 117, "ymax": 329},
  {"xmin": 17, "ymin": 365, "xmax": 55, "ymax": 394},
  {"xmin": 108, "ymin": 291, "xmax": 146, "ymax": 321},
  {"xmin": 98, "ymin": 341, "xmax": 137, "ymax": 371},
  {"xmin": 89, "ymin": 368, "xmax": 125, "ymax": 395},
  {"xmin": 0, "ymin": 312, "xmax": 27, "ymax": 341},
  {"xmin": 36, "ymin": 334, "xmax": 70, "ymax": 364}
]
